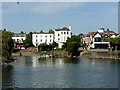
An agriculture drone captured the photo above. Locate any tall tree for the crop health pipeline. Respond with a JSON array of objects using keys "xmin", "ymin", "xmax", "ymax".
[
  {"xmin": 23, "ymin": 32, "xmax": 34, "ymax": 48},
  {"xmin": 2, "ymin": 30, "xmax": 14, "ymax": 62}
]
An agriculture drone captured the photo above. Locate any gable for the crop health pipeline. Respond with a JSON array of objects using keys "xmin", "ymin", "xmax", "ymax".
[{"xmin": 94, "ymin": 33, "xmax": 102, "ymax": 38}]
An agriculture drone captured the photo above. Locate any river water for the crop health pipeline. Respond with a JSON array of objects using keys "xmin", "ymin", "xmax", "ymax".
[{"xmin": 2, "ymin": 56, "xmax": 119, "ymax": 88}]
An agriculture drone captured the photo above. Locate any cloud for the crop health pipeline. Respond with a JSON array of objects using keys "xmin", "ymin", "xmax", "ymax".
[
  {"xmin": 2, "ymin": 2, "xmax": 83, "ymax": 14},
  {"xmin": 1, "ymin": 0, "xmax": 120, "ymax": 2},
  {"xmin": 31, "ymin": 3, "xmax": 83, "ymax": 14}
]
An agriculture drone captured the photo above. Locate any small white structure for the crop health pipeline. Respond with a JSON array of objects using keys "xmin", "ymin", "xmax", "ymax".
[
  {"xmin": 32, "ymin": 30, "xmax": 53, "ymax": 46},
  {"xmin": 12, "ymin": 33, "xmax": 26, "ymax": 49},
  {"xmin": 55, "ymin": 25, "xmax": 72, "ymax": 48},
  {"xmin": 12, "ymin": 33, "xmax": 26, "ymax": 43}
]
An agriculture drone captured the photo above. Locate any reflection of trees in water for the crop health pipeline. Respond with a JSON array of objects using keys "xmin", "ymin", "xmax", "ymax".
[
  {"xmin": 89, "ymin": 58, "xmax": 120, "ymax": 64},
  {"xmin": 38, "ymin": 58, "xmax": 79, "ymax": 65},
  {"xmin": 2, "ymin": 65, "xmax": 14, "ymax": 88}
]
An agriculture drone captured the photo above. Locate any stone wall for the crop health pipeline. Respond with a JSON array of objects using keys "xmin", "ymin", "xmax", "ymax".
[{"xmin": 89, "ymin": 51, "xmax": 120, "ymax": 59}]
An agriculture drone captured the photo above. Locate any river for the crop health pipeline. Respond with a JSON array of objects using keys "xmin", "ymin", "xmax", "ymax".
[{"xmin": 2, "ymin": 56, "xmax": 119, "ymax": 88}]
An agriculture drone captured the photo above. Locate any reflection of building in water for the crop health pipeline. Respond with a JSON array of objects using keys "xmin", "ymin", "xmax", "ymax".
[{"xmin": 32, "ymin": 57, "xmax": 39, "ymax": 67}]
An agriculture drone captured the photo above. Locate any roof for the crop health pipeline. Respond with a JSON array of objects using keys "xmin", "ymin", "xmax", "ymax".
[
  {"xmin": 33, "ymin": 30, "xmax": 52, "ymax": 34},
  {"xmin": 90, "ymin": 29, "xmax": 118, "ymax": 38},
  {"xmin": 13, "ymin": 33, "xmax": 26, "ymax": 37},
  {"xmin": 55, "ymin": 27, "xmax": 70, "ymax": 31}
]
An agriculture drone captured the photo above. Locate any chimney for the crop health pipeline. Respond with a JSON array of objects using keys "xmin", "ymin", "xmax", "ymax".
[
  {"xmin": 107, "ymin": 28, "xmax": 109, "ymax": 31},
  {"xmin": 69, "ymin": 24, "xmax": 71, "ymax": 31},
  {"xmin": 40, "ymin": 30, "xmax": 43, "ymax": 33}
]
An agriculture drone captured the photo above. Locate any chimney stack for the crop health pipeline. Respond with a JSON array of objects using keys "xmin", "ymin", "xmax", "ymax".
[{"xmin": 69, "ymin": 24, "xmax": 71, "ymax": 31}]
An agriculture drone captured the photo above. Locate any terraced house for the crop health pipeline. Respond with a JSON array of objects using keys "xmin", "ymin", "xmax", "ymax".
[
  {"xmin": 32, "ymin": 30, "xmax": 53, "ymax": 46},
  {"xmin": 32, "ymin": 25, "xmax": 72, "ymax": 48}
]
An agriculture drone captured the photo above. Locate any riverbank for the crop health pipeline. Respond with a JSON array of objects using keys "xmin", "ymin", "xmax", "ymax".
[{"xmin": 12, "ymin": 51, "xmax": 40, "ymax": 56}]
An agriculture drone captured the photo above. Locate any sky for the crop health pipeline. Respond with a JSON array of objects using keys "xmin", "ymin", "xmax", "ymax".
[{"xmin": 2, "ymin": 2, "xmax": 118, "ymax": 35}]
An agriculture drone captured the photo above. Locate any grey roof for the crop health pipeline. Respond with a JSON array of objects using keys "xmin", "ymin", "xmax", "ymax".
[{"xmin": 13, "ymin": 33, "xmax": 26, "ymax": 37}]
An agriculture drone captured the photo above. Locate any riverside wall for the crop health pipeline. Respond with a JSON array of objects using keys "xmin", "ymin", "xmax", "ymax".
[{"xmin": 89, "ymin": 51, "xmax": 120, "ymax": 59}]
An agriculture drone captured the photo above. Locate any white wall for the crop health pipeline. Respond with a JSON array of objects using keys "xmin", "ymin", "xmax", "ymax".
[
  {"xmin": 32, "ymin": 33, "xmax": 53, "ymax": 46},
  {"xmin": 12, "ymin": 37, "xmax": 26, "ymax": 43},
  {"xmin": 55, "ymin": 30, "xmax": 71, "ymax": 48}
]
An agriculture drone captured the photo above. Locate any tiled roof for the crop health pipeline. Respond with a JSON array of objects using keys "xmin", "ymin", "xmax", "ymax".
[
  {"xmin": 90, "ymin": 29, "xmax": 118, "ymax": 37},
  {"xmin": 33, "ymin": 30, "xmax": 52, "ymax": 34},
  {"xmin": 55, "ymin": 27, "xmax": 70, "ymax": 31}
]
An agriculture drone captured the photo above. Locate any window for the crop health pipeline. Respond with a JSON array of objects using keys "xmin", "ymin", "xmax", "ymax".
[
  {"xmin": 95, "ymin": 38, "xmax": 101, "ymax": 42},
  {"xmin": 64, "ymin": 32, "xmax": 66, "ymax": 34},
  {"xmin": 58, "ymin": 34, "xmax": 60, "ymax": 36},
  {"xmin": 21, "ymin": 38, "xmax": 23, "ymax": 41},
  {"xmin": 50, "ymin": 39, "xmax": 52, "ymax": 42},
  {"xmin": 61, "ymin": 36, "xmax": 63, "ymax": 41},
  {"xmin": 45, "ymin": 39, "xmax": 47, "ymax": 42},
  {"xmin": 64, "ymin": 36, "xmax": 66, "ymax": 41},
  {"xmin": 58, "ymin": 38, "xmax": 60, "ymax": 40},
  {"xmin": 36, "ymin": 43, "xmax": 38, "ymax": 46},
  {"xmin": 40, "ymin": 39, "xmax": 42, "ymax": 42},
  {"xmin": 50, "ymin": 35, "xmax": 52, "ymax": 38},
  {"xmin": 36, "ymin": 35, "xmax": 37, "ymax": 38},
  {"xmin": 61, "ymin": 32, "xmax": 63, "ymax": 34},
  {"xmin": 45, "ymin": 35, "xmax": 47, "ymax": 38},
  {"xmin": 17, "ymin": 39, "xmax": 19, "ymax": 42},
  {"xmin": 36, "ymin": 39, "xmax": 38, "ymax": 42},
  {"xmin": 67, "ymin": 32, "xmax": 69, "ymax": 34}
]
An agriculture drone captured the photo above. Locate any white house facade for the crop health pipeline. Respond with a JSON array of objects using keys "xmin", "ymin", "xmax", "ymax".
[
  {"xmin": 55, "ymin": 25, "xmax": 72, "ymax": 48},
  {"xmin": 32, "ymin": 30, "xmax": 53, "ymax": 47},
  {"xmin": 89, "ymin": 28, "xmax": 118, "ymax": 49},
  {"xmin": 12, "ymin": 33, "xmax": 26, "ymax": 49}
]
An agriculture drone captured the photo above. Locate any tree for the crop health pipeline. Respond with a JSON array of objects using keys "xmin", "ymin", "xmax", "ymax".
[
  {"xmin": 23, "ymin": 32, "xmax": 34, "ymax": 48},
  {"xmin": 67, "ymin": 41, "xmax": 80, "ymax": 57},
  {"xmin": 63, "ymin": 35, "xmax": 81, "ymax": 57},
  {"xmin": 2, "ymin": 30, "xmax": 14, "ymax": 62},
  {"xmin": 49, "ymin": 29, "xmax": 54, "ymax": 34},
  {"xmin": 103, "ymin": 37, "xmax": 120, "ymax": 50}
]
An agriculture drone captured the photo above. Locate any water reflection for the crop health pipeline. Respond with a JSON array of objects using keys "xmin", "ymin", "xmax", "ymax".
[
  {"xmin": 2, "ymin": 65, "xmax": 14, "ymax": 88},
  {"xmin": 2, "ymin": 56, "xmax": 119, "ymax": 88},
  {"xmin": 38, "ymin": 57, "xmax": 79, "ymax": 66}
]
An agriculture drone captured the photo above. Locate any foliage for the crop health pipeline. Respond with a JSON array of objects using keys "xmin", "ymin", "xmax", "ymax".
[
  {"xmin": 102, "ymin": 37, "xmax": 120, "ymax": 50},
  {"xmin": 50, "ymin": 41, "xmax": 58, "ymax": 49},
  {"xmin": 2, "ymin": 30, "xmax": 14, "ymax": 62},
  {"xmin": 38, "ymin": 43, "xmax": 52, "ymax": 51},
  {"xmin": 63, "ymin": 35, "xmax": 80, "ymax": 57},
  {"xmin": 49, "ymin": 29, "xmax": 54, "ymax": 34},
  {"xmin": 23, "ymin": 32, "xmax": 34, "ymax": 48}
]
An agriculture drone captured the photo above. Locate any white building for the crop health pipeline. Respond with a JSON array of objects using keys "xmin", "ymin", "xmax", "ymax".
[
  {"xmin": 55, "ymin": 25, "xmax": 72, "ymax": 48},
  {"xmin": 89, "ymin": 28, "xmax": 118, "ymax": 49},
  {"xmin": 32, "ymin": 30, "xmax": 53, "ymax": 46},
  {"xmin": 12, "ymin": 33, "xmax": 26, "ymax": 49}
]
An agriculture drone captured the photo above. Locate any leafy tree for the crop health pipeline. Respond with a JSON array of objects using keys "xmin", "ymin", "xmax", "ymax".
[
  {"xmin": 23, "ymin": 32, "xmax": 34, "ymax": 48},
  {"xmin": 63, "ymin": 35, "xmax": 81, "ymax": 57},
  {"xmin": 49, "ymin": 29, "xmax": 54, "ymax": 34},
  {"xmin": 67, "ymin": 41, "xmax": 80, "ymax": 57},
  {"xmin": 50, "ymin": 41, "xmax": 58, "ymax": 49},
  {"xmin": 38, "ymin": 43, "xmax": 52, "ymax": 51},
  {"xmin": 102, "ymin": 37, "xmax": 120, "ymax": 50},
  {"xmin": 2, "ymin": 30, "xmax": 14, "ymax": 62}
]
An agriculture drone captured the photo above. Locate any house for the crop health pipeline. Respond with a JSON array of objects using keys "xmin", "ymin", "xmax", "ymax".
[
  {"xmin": 82, "ymin": 33, "xmax": 90, "ymax": 45},
  {"xmin": 12, "ymin": 33, "xmax": 26, "ymax": 49},
  {"xmin": 32, "ymin": 30, "xmax": 53, "ymax": 47},
  {"xmin": 89, "ymin": 28, "xmax": 118, "ymax": 49},
  {"xmin": 55, "ymin": 24, "xmax": 72, "ymax": 48}
]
